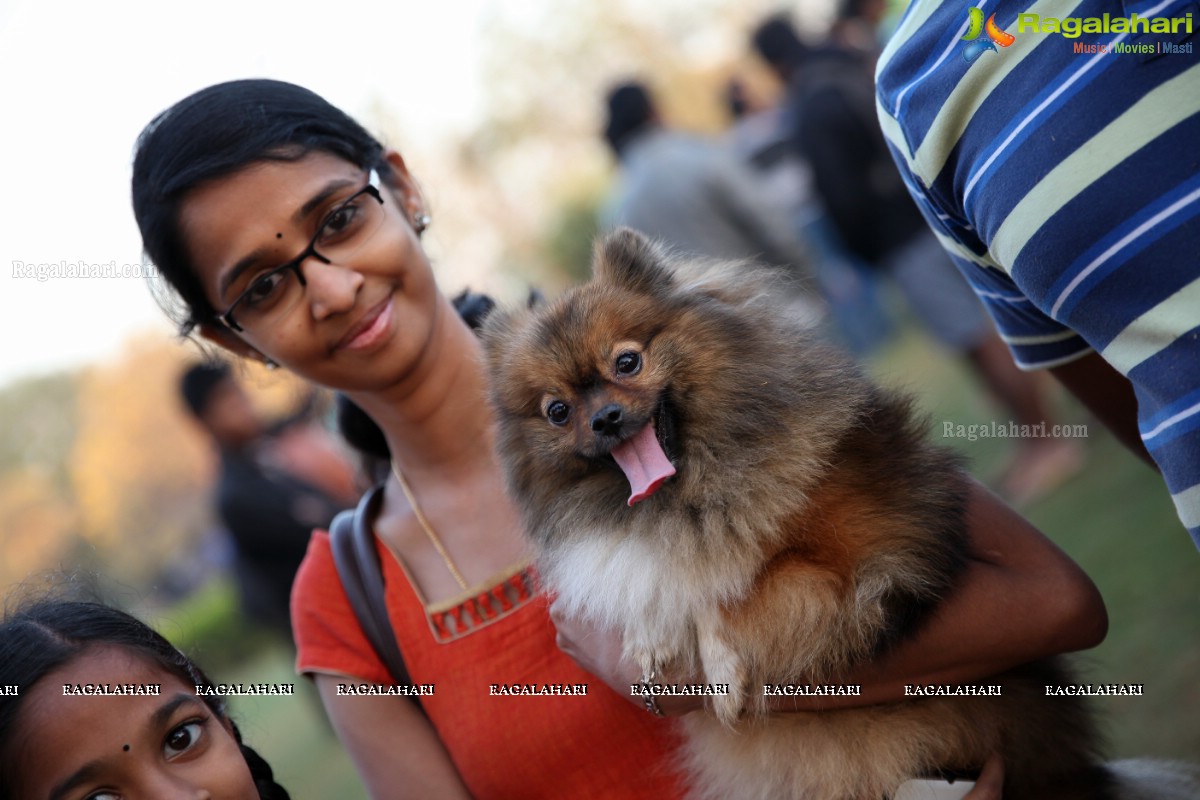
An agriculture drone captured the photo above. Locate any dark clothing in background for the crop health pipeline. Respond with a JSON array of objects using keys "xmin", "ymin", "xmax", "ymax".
[
  {"xmin": 785, "ymin": 47, "xmax": 927, "ymax": 266},
  {"xmin": 216, "ymin": 445, "xmax": 344, "ymax": 636}
]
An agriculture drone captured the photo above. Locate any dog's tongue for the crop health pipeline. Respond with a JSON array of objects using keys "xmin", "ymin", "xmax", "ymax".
[{"xmin": 611, "ymin": 422, "xmax": 676, "ymax": 506}]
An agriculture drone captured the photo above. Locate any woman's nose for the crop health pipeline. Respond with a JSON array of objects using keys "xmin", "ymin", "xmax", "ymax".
[{"xmin": 303, "ymin": 258, "xmax": 365, "ymax": 320}]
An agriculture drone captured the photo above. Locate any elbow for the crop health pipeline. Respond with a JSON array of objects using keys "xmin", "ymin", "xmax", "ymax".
[{"xmin": 1050, "ymin": 566, "xmax": 1108, "ymax": 654}]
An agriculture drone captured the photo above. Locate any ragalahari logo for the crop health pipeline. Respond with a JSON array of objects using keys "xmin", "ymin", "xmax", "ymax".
[{"xmin": 962, "ymin": 7, "xmax": 1016, "ymax": 62}]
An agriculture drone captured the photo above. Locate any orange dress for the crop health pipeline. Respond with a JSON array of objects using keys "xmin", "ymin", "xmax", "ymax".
[{"xmin": 292, "ymin": 530, "xmax": 687, "ymax": 798}]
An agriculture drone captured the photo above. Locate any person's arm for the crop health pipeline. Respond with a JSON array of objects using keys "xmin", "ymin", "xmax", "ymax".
[
  {"xmin": 552, "ymin": 478, "xmax": 1107, "ymax": 714},
  {"xmin": 1049, "ymin": 351, "xmax": 1153, "ymax": 467},
  {"xmin": 314, "ymin": 673, "xmax": 473, "ymax": 800}
]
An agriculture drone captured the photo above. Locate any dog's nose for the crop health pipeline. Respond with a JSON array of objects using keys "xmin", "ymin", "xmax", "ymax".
[{"xmin": 591, "ymin": 404, "xmax": 624, "ymax": 436}]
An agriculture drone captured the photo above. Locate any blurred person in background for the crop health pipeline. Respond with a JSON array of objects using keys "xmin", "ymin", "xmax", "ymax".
[
  {"xmin": 752, "ymin": 13, "xmax": 1084, "ymax": 506},
  {"xmin": 600, "ymin": 80, "xmax": 822, "ymax": 324},
  {"xmin": 723, "ymin": 74, "xmax": 895, "ymax": 357},
  {"xmin": 180, "ymin": 361, "xmax": 357, "ymax": 641},
  {"xmin": 830, "ymin": 0, "xmax": 890, "ymax": 64}
]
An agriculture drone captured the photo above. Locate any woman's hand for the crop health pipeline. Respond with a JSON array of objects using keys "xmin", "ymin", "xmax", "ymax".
[{"xmin": 549, "ymin": 601, "xmax": 703, "ymax": 716}]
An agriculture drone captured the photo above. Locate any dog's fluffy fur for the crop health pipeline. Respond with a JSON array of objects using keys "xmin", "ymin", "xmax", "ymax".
[{"xmin": 482, "ymin": 229, "xmax": 1191, "ymax": 799}]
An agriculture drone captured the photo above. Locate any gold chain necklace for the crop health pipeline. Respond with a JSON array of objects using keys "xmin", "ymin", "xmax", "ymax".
[{"xmin": 390, "ymin": 461, "xmax": 470, "ymax": 591}]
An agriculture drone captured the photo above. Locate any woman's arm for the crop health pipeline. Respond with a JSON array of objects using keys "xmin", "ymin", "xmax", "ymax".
[
  {"xmin": 553, "ymin": 479, "xmax": 1108, "ymax": 714},
  {"xmin": 314, "ymin": 673, "xmax": 473, "ymax": 800}
]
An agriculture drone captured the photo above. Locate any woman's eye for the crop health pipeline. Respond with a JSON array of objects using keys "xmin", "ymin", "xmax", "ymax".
[
  {"xmin": 615, "ymin": 351, "xmax": 642, "ymax": 376},
  {"xmin": 85, "ymin": 792, "xmax": 118, "ymax": 800},
  {"xmin": 242, "ymin": 269, "xmax": 290, "ymax": 307},
  {"xmin": 164, "ymin": 721, "xmax": 204, "ymax": 758},
  {"xmin": 547, "ymin": 401, "xmax": 571, "ymax": 426},
  {"xmin": 316, "ymin": 202, "xmax": 361, "ymax": 243}
]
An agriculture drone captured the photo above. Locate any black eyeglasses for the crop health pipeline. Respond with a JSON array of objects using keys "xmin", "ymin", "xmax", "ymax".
[{"xmin": 220, "ymin": 170, "xmax": 385, "ymax": 332}]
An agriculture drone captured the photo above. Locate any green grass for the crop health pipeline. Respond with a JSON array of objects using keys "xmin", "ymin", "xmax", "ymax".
[
  {"xmin": 222, "ymin": 647, "xmax": 367, "ymax": 800},
  {"xmin": 870, "ymin": 328, "xmax": 1200, "ymax": 759}
]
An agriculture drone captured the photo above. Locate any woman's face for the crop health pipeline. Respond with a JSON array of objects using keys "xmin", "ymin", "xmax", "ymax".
[
  {"xmin": 11, "ymin": 646, "xmax": 259, "ymax": 800},
  {"xmin": 179, "ymin": 150, "xmax": 441, "ymax": 392}
]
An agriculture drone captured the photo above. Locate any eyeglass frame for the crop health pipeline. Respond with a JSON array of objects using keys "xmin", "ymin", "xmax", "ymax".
[{"xmin": 219, "ymin": 168, "xmax": 385, "ymax": 332}]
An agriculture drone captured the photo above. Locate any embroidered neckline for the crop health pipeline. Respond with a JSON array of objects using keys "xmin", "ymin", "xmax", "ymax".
[
  {"xmin": 426, "ymin": 565, "xmax": 539, "ymax": 642},
  {"xmin": 377, "ymin": 537, "xmax": 539, "ymax": 642}
]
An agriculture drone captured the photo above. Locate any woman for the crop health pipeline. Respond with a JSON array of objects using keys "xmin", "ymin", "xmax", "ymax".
[{"xmin": 132, "ymin": 79, "xmax": 1105, "ymax": 799}]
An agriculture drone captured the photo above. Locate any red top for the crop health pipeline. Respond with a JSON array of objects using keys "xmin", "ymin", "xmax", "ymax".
[{"xmin": 292, "ymin": 530, "xmax": 686, "ymax": 799}]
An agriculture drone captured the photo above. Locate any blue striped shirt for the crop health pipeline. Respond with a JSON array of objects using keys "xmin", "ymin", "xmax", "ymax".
[{"xmin": 876, "ymin": 0, "xmax": 1200, "ymax": 547}]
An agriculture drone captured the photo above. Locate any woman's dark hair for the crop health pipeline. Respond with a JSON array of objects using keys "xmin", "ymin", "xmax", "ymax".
[
  {"xmin": 0, "ymin": 600, "xmax": 290, "ymax": 800},
  {"xmin": 132, "ymin": 78, "xmax": 391, "ymax": 334},
  {"xmin": 337, "ymin": 289, "xmax": 497, "ymax": 481}
]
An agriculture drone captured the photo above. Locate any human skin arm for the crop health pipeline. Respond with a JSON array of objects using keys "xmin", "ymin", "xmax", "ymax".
[
  {"xmin": 1049, "ymin": 351, "xmax": 1153, "ymax": 467},
  {"xmin": 314, "ymin": 674, "xmax": 473, "ymax": 800},
  {"xmin": 552, "ymin": 479, "xmax": 1108, "ymax": 714}
]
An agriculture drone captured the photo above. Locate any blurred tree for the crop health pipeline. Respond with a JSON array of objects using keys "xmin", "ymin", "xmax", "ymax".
[
  {"xmin": 0, "ymin": 469, "xmax": 79, "ymax": 589},
  {"xmin": 0, "ymin": 372, "xmax": 77, "ymax": 489},
  {"xmin": 544, "ymin": 191, "xmax": 604, "ymax": 284},
  {"xmin": 69, "ymin": 339, "xmax": 212, "ymax": 584}
]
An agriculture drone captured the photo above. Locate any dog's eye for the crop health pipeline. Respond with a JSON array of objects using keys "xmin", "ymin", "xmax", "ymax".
[
  {"xmin": 546, "ymin": 401, "xmax": 571, "ymax": 426},
  {"xmin": 615, "ymin": 351, "xmax": 642, "ymax": 376}
]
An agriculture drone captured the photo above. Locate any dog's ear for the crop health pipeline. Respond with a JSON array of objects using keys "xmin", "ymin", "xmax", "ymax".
[{"xmin": 592, "ymin": 228, "xmax": 674, "ymax": 296}]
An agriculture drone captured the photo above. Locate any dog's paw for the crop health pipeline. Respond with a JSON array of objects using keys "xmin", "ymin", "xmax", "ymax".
[
  {"xmin": 696, "ymin": 617, "xmax": 748, "ymax": 726},
  {"xmin": 710, "ymin": 676, "xmax": 747, "ymax": 726}
]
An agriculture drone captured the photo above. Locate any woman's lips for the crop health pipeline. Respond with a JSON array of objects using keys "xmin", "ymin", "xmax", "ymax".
[{"xmin": 337, "ymin": 296, "xmax": 394, "ymax": 351}]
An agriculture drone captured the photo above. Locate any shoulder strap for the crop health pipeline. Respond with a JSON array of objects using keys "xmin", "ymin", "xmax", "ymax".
[{"xmin": 328, "ymin": 484, "xmax": 415, "ymax": 691}]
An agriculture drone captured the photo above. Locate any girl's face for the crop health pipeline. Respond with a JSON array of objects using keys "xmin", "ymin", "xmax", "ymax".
[
  {"xmin": 179, "ymin": 150, "xmax": 441, "ymax": 392},
  {"xmin": 12, "ymin": 645, "xmax": 258, "ymax": 800}
]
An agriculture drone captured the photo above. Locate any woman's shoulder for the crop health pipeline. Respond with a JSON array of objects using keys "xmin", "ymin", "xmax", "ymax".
[
  {"xmin": 290, "ymin": 529, "xmax": 393, "ymax": 684},
  {"xmin": 291, "ymin": 529, "xmax": 338, "ymax": 607}
]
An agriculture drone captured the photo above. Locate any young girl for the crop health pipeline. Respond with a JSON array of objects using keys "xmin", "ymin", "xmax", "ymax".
[
  {"xmin": 130, "ymin": 78, "xmax": 1104, "ymax": 799},
  {"xmin": 0, "ymin": 598, "xmax": 290, "ymax": 800}
]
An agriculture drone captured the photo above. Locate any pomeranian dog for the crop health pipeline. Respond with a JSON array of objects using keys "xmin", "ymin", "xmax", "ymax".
[{"xmin": 482, "ymin": 228, "xmax": 1197, "ymax": 799}]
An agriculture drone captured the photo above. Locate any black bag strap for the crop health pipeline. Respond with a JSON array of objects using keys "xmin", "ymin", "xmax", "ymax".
[{"xmin": 329, "ymin": 484, "xmax": 414, "ymax": 690}]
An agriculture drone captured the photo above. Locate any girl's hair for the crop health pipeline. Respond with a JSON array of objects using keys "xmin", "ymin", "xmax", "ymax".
[
  {"xmin": 131, "ymin": 78, "xmax": 391, "ymax": 335},
  {"xmin": 0, "ymin": 600, "xmax": 291, "ymax": 800}
]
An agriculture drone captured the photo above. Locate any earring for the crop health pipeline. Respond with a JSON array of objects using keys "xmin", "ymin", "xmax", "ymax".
[
  {"xmin": 264, "ymin": 358, "xmax": 279, "ymax": 371},
  {"xmin": 412, "ymin": 212, "xmax": 431, "ymax": 235}
]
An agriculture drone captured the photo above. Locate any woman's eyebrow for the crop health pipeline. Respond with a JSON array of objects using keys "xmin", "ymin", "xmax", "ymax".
[
  {"xmin": 217, "ymin": 175, "xmax": 360, "ymax": 299},
  {"xmin": 47, "ymin": 693, "xmax": 199, "ymax": 799},
  {"xmin": 295, "ymin": 176, "xmax": 358, "ymax": 223}
]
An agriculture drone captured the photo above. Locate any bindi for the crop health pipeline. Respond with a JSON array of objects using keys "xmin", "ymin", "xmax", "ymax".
[
  {"xmin": 276, "ymin": 232, "xmax": 283, "ymax": 239},
  {"xmin": 123, "ymin": 744, "xmax": 130, "ymax": 752}
]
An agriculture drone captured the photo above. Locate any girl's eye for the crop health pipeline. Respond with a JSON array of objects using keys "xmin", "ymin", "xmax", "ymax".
[
  {"xmin": 164, "ymin": 720, "xmax": 204, "ymax": 758},
  {"xmin": 242, "ymin": 267, "xmax": 292, "ymax": 307},
  {"xmin": 547, "ymin": 401, "xmax": 571, "ymax": 426},
  {"xmin": 615, "ymin": 351, "xmax": 642, "ymax": 376}
]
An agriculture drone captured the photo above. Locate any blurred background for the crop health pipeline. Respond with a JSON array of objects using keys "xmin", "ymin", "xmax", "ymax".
[{"xmin": 1, "ymin": 1, "xmax": 1196, "ymax": 797}]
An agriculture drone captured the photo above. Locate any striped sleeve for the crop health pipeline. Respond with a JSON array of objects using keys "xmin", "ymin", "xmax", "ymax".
[{"xmin": 877, "ymin": 0, "xmax": 1200, "ymax": 547}]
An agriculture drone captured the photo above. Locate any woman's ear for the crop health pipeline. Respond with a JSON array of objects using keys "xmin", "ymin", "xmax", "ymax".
[
  {"xmin": 197, "ymin": 322, "xmax": 274, "ymax": 367},
  {"xmin": 382, "ymin": 149, "xmax": 427, "ymax": 228}
]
